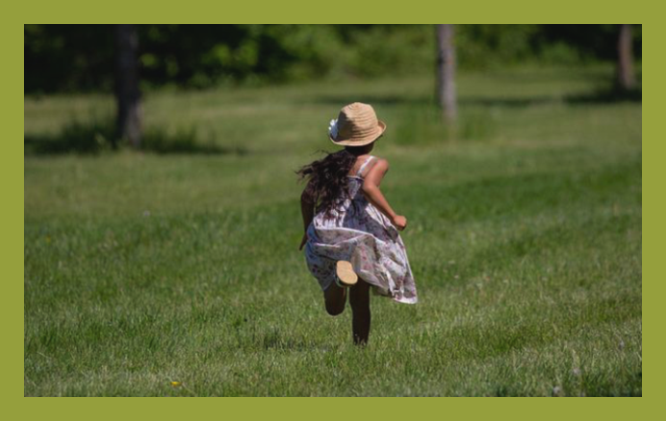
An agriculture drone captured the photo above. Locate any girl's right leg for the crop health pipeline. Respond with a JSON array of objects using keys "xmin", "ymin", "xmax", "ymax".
[
  {"xmin": 324, "ymin": 282, "xmax": 346, "ymax": 316},
  {"xmin": 349, "ymin": 279, "xmax": 371, "ymax": 345}
]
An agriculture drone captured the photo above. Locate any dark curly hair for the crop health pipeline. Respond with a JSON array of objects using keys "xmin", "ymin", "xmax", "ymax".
[{"xmin": 297, "ymin": 145, "xmax": 372, "ymax": 218}]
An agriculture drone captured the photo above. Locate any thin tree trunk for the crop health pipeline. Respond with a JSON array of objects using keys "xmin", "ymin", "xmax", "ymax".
[
  {"xmin": 436, "ymin": 24, "xmax": 457, "ymax": 123},
  {"xmin": 115, "ymin": 24, "xmax": 142, "ymax": 148},
  {"xmin": 617, "ymin": 24, "xmax": 635, "ymax": 91}
]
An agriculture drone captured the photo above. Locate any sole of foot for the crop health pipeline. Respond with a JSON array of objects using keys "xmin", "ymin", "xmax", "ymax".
[{"xmin": 335, "ymin": 260, "xmax": 358, "ymax": 287}]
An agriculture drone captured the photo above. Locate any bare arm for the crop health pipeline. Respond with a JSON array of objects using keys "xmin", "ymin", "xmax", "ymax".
[
  {"xmin": 301, "ymin": 187, "xmax": 315, "ymax": 231},
  {"xmin": 299, "ymin": 183, "xmax": 315, "ymax": 249},
  {"xmin": 362, "ymin": 159, "xmax": 407, "ymax": 230}
]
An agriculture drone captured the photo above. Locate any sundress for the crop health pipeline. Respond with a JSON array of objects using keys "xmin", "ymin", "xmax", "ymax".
[{"xmin": 304, "ymin": 156, "xmax": 418, "ymax": 304}]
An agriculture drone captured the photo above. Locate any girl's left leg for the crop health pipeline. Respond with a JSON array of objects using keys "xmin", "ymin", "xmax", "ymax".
[
  {"xmin": 349, "ymin": 279, "xmax": 371, "ymax": 345},
  {"xmin": 324, "ymin": 282, "xmax": 347, "ymax": 316}
]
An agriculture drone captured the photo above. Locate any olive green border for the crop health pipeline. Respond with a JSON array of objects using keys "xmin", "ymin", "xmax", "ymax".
[{"xmin": 9, "ymin": 2, "xmax": 649, "ymax": 415}]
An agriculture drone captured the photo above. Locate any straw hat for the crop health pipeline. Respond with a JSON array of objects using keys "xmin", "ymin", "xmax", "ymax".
[{"xmin": 329, "ymin": 102, "xmax": 386, "ymax": 147}]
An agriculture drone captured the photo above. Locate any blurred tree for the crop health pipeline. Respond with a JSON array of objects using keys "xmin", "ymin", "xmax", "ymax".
[
  {"xmin": 617, "ymin": 24, "xmax": 636, "ymax": 91},
  {"xmin": 24, "ymin": 25, "xmax": 642, "ymax": 94},
  {"xmin": 436, "ymin": 24, "xmax": 457, "ymax": 123},
  {"xmin": 115, "ymin": 24, "xmax": 142, "ymax": 147}
]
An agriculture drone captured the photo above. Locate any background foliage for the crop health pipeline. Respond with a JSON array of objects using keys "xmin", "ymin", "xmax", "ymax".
[{"xmin": 24, "ymin": 24, "xmax": 642, "ymax": 93}]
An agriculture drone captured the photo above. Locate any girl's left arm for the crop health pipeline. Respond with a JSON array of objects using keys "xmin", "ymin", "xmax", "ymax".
[{"xmin": 299, "ymin": 184, "xmax": 315, "ymax": 250}]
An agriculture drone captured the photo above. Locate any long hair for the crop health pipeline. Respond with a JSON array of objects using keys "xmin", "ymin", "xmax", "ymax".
[{"xmin": 297, "ymin": 149, "xmax": 359, "ymax": 218}]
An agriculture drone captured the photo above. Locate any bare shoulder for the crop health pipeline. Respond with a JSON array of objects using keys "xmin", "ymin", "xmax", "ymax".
[
  {"xmin": 372, "ymin": 157, "xmax": 389, "ymax": 170},
  {"xmin": 363, "ymin": 157, "xmax": 389, "ymax": 181}
]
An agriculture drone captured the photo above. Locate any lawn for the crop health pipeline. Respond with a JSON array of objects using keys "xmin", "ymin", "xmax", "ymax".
[{"xmin": 24, "ymin": 65, "xmax": 642, "ymax": 396}]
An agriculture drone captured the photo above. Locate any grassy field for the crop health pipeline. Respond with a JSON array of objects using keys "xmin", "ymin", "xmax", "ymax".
[{"xmin": 24, "ymin": 66, "xmax": 642, "ymax": 396}]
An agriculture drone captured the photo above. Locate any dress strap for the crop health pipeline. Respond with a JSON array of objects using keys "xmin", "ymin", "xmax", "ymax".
[{"xmin": 356, "ymin": 155, "xmax": 376, "ymax": 177}]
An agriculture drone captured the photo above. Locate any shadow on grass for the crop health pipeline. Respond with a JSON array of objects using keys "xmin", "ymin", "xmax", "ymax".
[
  {"xmin": 565, "ymin": 86, "xmax": 642, "ymax": 104},
  {"xmin": 462, "ymin": 88, "xmax": 642, "ymax": 107},
  {"xmin": 460, "ymin": 96, "xmax": 556, "ymax": 108},
  {"xmin": 310, "ymin": 86, "xmax": 641, "ymax": 110},
  {"xmin": 25, "ymin": 119, "xmax": 248, "ymax": 156}
]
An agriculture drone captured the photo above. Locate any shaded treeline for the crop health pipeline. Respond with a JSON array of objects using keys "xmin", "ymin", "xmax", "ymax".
[{"xmin": 25, "ymin": 24, "xmax": 642, "ymax": 94}]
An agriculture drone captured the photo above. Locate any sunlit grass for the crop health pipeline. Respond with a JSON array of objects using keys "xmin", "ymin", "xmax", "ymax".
[{"xmin": 24, "ymin": 65, "xmax": 641, "ymax": 396}]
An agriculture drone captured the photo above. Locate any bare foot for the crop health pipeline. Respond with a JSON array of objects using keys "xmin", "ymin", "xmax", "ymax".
[{"xmin": 335, "ymin": 260, "xmax": 358, "ymax": 287}]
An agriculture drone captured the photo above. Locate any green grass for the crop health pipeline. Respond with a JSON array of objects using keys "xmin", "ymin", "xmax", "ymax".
[{"xmin": 24, "ymin": 65, "xmax": 642, "ymax": 396}]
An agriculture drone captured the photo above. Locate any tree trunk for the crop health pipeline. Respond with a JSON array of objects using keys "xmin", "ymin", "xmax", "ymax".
[
  {"xmin": 115, "ymin": 24, "xmax": 142, "ymax": 148},
  {"xmin": 436, "ymin": 24, "xmax": 457, "ymax": 123},
  {"xmin": 617, "ymin": 24, "xmax": 635, "ymax": 91}
]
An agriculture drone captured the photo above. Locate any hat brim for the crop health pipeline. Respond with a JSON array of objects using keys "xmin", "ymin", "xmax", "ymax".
[{"xmin": 329, "ymin": 120, "xmax": 386, "ymax": 147}]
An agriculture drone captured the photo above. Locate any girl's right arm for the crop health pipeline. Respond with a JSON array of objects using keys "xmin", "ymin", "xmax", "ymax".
[{"xmin": 361, "ymin": 159, "xmax": 407, "ymax": 231}]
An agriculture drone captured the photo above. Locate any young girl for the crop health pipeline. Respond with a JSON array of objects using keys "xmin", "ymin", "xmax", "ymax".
[{"xmin": 297, "ymin": 102, "xmax": 418, "ymax": 346}]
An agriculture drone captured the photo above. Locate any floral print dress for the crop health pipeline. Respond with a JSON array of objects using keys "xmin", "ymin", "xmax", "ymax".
[{"xmin": 304, "ymin": 156, "xmax": 418, "ymax": 304}]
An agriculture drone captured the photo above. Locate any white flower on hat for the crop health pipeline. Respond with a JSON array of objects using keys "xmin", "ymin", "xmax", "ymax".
[{"xmin": 328, "ymin": 119, "xmax": 339, "ymax": 139}]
